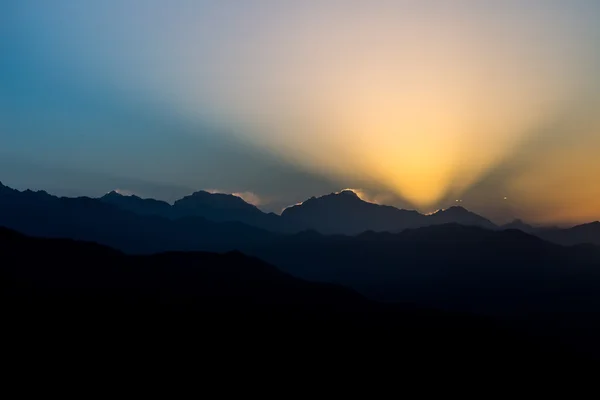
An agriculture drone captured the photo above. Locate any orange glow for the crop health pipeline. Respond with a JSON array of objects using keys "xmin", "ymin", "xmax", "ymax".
[
  {"xmin": 507, "ymin": 117, "xmax": 600, "ymax": 224},
  {"xmin": 141, "ymin": 2, "xmax": 600, "ymax": 220},
  {"xmin": 191, "ymin": 3, "xmax": 594, "ymax": 210}
]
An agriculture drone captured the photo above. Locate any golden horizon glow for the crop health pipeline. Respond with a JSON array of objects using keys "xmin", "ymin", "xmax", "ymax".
[{"xmin": 194, "ymin": 2, "xmax": 594, "ymax": 210}]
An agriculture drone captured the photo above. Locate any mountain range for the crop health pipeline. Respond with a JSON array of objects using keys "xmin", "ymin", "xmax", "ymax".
[
  {"xmin": 100, "ymin": 187, "xmax": 498, "ymax": 233},
  {"xmin": 3, "ymin": 180, "xmax": 600, "ymax": 361},
  {"xmin": 2, "ymin": 181, "xmax": 598, "ymax": 246},
  {"xmin": 2, "ymin": 226, "xmax": 590, "ymax": 367},
  {"xmin": 0, "ymin": 182, "xmax": 279, "ymax": 253},
  {"xmin": 101, "ymin": 189, "xmax": 288, "ymax": 232}
]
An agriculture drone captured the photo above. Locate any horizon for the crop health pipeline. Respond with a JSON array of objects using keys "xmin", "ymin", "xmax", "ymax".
[
  {"xmin": 2, "ymin": 1, "xmax": 600, "ymax": 225},
  {"xmin": 1, "ymin": 179, "xmax": 592, "ymax": 229}
]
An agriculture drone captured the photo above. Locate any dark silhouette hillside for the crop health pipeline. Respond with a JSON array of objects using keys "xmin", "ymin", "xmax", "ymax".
[
  {"xmin": 251, "ymin": 224, "xmax": 600, "ymax": 311},
  {"xmin": 0, "ymin": 182, "xmax": 278, "ymax": 253},
  {"xmin": 500, "ymin": 218, "xmax": 538, "ymax": 233},
  {"xmin": 247, "ymin": 224, "xmax": 600, "ymax": 358},
  {"xmin": 0, "ymin": 227, "xmax": 366, "ymax": 313},
  {"xmin": 281, "ymin": 192, "xmax": 501, "ymax": 234},
  {"xmin": 2, "ymin": 227, "xmax": 589, "ymax": 369},
  {"xmin": 101, "ymin": 190, "xmax": 173, "ymax": 217},
  {"xmin": 99, "ymin": 186, "xmax": 505, "ymax": 234},
  {"xmin": 500, "ymin": 218, "xmax": 600, "ymax": 246},
  {"xmin": 174, "ymin": 190, "xmax": 261, "ymax": 213},
  {"xmin": 173, "ymin": 190, "xmax": 287, "ymax": 231},
  {"xmin": 280, "ymin": 190, "xmax": 425, "ymax": 234},
  {"xmin": 426, "ymin": 206, "xmax": 497, "ymax": 230},
  {"xmin": 8, "ymin": 181, "xmax": 600, "ymax": 248},
  {"xmin": 537, "ymin": 221, "xmax": 600, "ymax": 246},
  {"xmin": 1, "ymin": 181, "xmax": 599, "ymax": 249},
  {"xmin": 101, "ymin": 188, "xmax": 295, "ymax": 232}
]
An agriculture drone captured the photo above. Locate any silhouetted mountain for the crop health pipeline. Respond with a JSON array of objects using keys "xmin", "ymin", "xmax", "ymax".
[
  {"xmin": 6, "ymin": 182, "xmax": 555, "ymax": 238},
  {"xmin": 538, "ymin": 221, "xmax": 600, "ymax": 246},
  {"xmin": 6, "ymin": 179, "xmax": 598, "ymax": 326},
  {"xmin": 501, "ymin": 218, "xmax": 537, "ymax": 233},
  {"xmin": 0, "ymin": 226, "xmax": 366, "ymax": 313},
  {"xmin": 425, "ymin": 206, "xmax": 497, "ymax": 230},
  {"xmin": 252, "ymin": 224, "xmax": 600, "ymax": 309},
  {"xmin": 2, "ymin": 179, "xmax": 600, "ymax": 361},
  {"xmin": 101, "ymin": 190, "xmax": 173, "ymax": 218},
  {"xmin": 174, "ymin": 190, "xmax": 260, "ymax": 213},
  {"xmin": 70, "ymin": 184, "xmax": 505, "ymax": 235},
  {"xmin": 100, "ymin": 188, "xmax": 294, "ymax": 232},
  {"xmin": 247, "ymin": 224, "xmax": 600, "ymax": 357},
  {"xmin": 2, "ymin": 227, "xmax": 588, "ymax": 367},
  {"xmin": 280, "ymin": 190, "xmax": 424, "ymax": 234},
  {"xmin": 172, "ymin": 190, "xmax": 287, "ymax": 231},
  {"xmin": 281, "ymin": 191, "xmax": 500, "ymax": 234},
  {"xmin": 0, "ymin": 184, "xmax": 278, "ymax": 253},
  {"xmin": 2, "ymin": 182, "xmax": 599, "ymax": 249},
  {"xmin": 500, "ymin": 218, "xmax": 600, "ymax": 246}
]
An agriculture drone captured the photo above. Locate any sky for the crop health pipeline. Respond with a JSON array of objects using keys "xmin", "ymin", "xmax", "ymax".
[{"xmin": 1, "ymin": 1, "xmax": 599, "ymax": 224}]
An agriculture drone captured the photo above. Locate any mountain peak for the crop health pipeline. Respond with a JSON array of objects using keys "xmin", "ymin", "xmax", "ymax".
[
  {"xmin": 281, "ymin": 189, "xmax": 424, "ymax": 234},
  {"xmin": 175, "ymin": 190, "xmax": 259, "ymax": 212},
  {"xmin": 292, "ymin": 190, "xmax": 364, "ymax": 209},
  {"xmin": 446, "ymin": 206, "xmax": 469, "ymax": 213},
  {"xmin": 337, "ymin": 189, "xmax": 359, "ymax": 198},
  {"xmin": 189, "ymin": 190, "xmax": 211, "ymax": 197},
  {"xmin": 102, "ymin": 190, "xmax": 144, "ymax": 199},
  {"xmin": 576, "ymin": 221, "xmax": 600, "ymax": 229},
  {"xmin": 188, "ymin": 190, "xmax": 251, "ymax": 202},
  {"xmin": 103, "ymin": 190, "xmax": 123, "ymax": 198},
  {"xmin": 318, "ymin": 190, "xmax": 363, "ymax": 203},
  {"xmin": 188, "ymin": 190, "xmax": 250, "ymax": 203},
  {"xmin": 0, "ymin": 182, "xmax": 16, "ymax": 194},
  {"xmin": 501, "ymin": 218, "xmax": 536, "ymax": 233},
  {"xmin": 433, "ymin": 206, "xmax": 469, "ymax": 216},
  {"xmin": 428, "ymin": 206, "xmax": 497, "ymax": 230}
]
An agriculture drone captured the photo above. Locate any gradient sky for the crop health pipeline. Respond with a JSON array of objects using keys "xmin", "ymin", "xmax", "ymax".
[{"xmin": 1, "ymin": 1, "xmax": 599, "ymax": 224}]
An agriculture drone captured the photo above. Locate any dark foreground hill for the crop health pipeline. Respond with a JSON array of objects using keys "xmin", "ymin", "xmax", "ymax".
[
  {"xmin": 251, "ymin": 225, "xmax": 600, "ymax": 311},
  {"xmin": 536, "ymin": 222, "xmax": 600, "ymax": 246},
  {"xmin": 246, "ymin": 225, "xmax": 600, "ymax": 357},
  {"xmin": 1, "ymin": 227, "xmax": 591, "ymax": 373}
]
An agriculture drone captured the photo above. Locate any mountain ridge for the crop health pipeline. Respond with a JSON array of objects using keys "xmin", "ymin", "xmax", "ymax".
[
  {"xmin": 2, "ymin": 181, "xmax": 599, "ymax": 245},
  {"xmin": 423, "ymin": 206, "xmax": 497, "ymax": 230},
  {"xmin": 98, "ymin": 186, "xmax": 501, "ymax": 234},
  {"xmin": 4, "ymin": 225, "xmax": 587, "ymax": 367},
  {"xmin": 3, "ymin": 222, "xmax": 599, "ymax": 361},
  {"xmin": 281, "ymin": 190, "xmax": 425, "ymax": 234}
]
